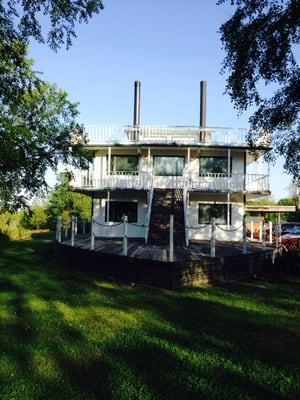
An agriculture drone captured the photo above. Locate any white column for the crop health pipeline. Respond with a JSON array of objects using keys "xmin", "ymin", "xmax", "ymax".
[
  {"xmin": 227, "ymin": 148, "xmax": 231, "ymax": 190},
  {"xmin": 123, "ymin": 215, "xmax": 128, "ymax": 256},
  {"xmin": 210, "ymin": 217, "xmax": 216, "ymax": 257},
  {"xmin": 269, "ymin": 221, "xmax": 272, "ymax": 244},
  {"xmin": 250, "ymin": 221, "xmax": 254, "ymax": 240},
  {"xmin": 108, "ymin": 146, "xmax": 111, "ymax": 175},
  {"xmin": 169, "ymin": 215, "xmax": 174, "ymax": 262}
]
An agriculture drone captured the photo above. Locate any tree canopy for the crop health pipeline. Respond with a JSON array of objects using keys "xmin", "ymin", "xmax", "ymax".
[
  {"xmin": 218, "ymin": 0, "xmax": 300, "ymax": 179},
  {"xmin": 0, "ymin": 1, "xmax": 104, "ymax": 210}
]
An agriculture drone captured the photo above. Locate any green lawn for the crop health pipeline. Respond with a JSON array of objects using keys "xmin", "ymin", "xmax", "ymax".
[{"xmin": 0, "ymin": 233, "xmax": 299, "ymax": 400}]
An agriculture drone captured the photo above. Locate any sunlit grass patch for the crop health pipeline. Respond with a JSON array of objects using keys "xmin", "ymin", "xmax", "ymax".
[{"xmin": 0, "ymin": 233, "xmax": 299, "ymax": 400}]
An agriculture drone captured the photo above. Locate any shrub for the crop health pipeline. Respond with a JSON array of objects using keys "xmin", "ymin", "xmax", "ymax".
[{"xmin": 0, "ymin": 212, "xmax": 32, "ymax": 241}]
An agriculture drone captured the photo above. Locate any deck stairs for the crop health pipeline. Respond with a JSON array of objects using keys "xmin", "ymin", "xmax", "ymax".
[{"xmin": 148, "ymin": 189, "xmax": 185, "ymax": 244}]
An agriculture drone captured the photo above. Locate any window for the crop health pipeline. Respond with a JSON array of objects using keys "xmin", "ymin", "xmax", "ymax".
[
  {"xmin": 198, "ymin": 203, "xmax": 231, "ymax": 225},
  {"xmin": 154, "ymin": 156, "xmax": 184, "ymax": 176},
  {"xmin": 109, "ymin": 155, "xmax": 138, "ymax": 174},
  {"xmin": 199, "ymin": 156, "xmax": 232, "ymax": 175},
  {"xmin": 105, "ymin": 201, "xmax": 138, "ymax": 223}
]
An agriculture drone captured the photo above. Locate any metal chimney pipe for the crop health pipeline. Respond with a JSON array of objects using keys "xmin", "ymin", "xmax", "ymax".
[
  {"xmin": 133, "ymin": 80, "xmax": 141, "ymax": 126},
  {"xmin": 200, "ymin": 80, "xmax": 207, "ymax": 128}
]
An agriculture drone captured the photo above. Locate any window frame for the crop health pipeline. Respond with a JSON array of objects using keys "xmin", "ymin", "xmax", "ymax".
[
  {"xmin": 198, "ymin": 202, "xmax": 232, "ymax": 225},
  {"xmin": 199, "ymin": 156, "xmax": 232, "ymax": 175},
  {"xmin": 105, "ymin": 200, "xmax": 138, "ymax": 223},
  {"xmin": 153, "ymin": 156, "xmax": 185, "ymax": 176},
  {"xmin": 108, "ymin": 155, "xmax": 139, "ymax": 174}
]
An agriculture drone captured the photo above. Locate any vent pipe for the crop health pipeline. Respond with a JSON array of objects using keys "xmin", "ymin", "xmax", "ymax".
[
  {"xmin": 200, "ymin": 80, "xmax": 207, "ymax": 128},
  {"xmin": 133, "ymin": 80, "xmax": 141, "ymax": 126}
]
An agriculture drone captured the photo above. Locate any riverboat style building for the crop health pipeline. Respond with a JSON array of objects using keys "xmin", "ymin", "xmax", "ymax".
[{"xmin": 70, "ymin": 81, "xmax": 271, "ymax": 245}]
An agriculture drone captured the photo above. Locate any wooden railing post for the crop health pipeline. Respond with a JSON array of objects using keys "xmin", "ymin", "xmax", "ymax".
[
  {"xmin": 262, "ymin": 222, "xmax": 266, "ymax": 250},
  {"xmin": 250, "ymin": 220, "xmax": 254, "ymax": 240},
  {"xmin": 210, "ymin": 217, "xmax": 216, "ymax": 258},
  {"xmin": 169, "ymin": 215, "xmax": 174, "ymax": 262},
  {"xmin": 269, "ymin": 221, "xmax": 272, "ymax": 244},
  {"xmin": 90, "ymin": 220, "xmax": 95, "ymax": 250},
  {"xmin": 74, "ymin": 217, "xmax": 78, "ymax": 235},
  {"xmin": 71, "ymin": 216, "xmax": 75, "ymax": 247},
  {"xmin": 123, "ymin": 215, "xmax": 128, "ymax": 256},
  {"xmin": 243, "ymin": 216, "xmax": 247, "ymax": 255},
  {"xmin": 56, "ymin": 216, "xmax": 62, "ymax": 243},
  {"xmin": 259, "ymin": 221, "xmax": 263, "ymax": 242}
]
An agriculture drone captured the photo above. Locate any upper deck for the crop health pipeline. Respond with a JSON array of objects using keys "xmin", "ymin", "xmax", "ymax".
[{"xmin": 80, "ymin": 125, "xmax": 271, "ymax": 149}]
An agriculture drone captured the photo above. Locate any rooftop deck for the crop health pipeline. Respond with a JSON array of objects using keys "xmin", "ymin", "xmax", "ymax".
[{"xmin": 79, "ymin": 125, "xmax": 270, "ymax": 148}]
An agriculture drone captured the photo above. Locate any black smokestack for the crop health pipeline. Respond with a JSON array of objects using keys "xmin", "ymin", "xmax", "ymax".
[
  {"xmin": 133, "ymin": 80, "xmax": 141, "ymax": 126},
  {"xmin": 200, "ymin": 80, "xmax": 207, "ymax": 128}
]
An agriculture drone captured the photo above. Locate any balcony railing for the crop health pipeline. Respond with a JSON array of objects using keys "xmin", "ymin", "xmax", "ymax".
[
  {"xmin": 83, "ymin": 125, "xmax": 270, "ymax": 147},
  {"xmin": 71, "ymin": 170, "xmax": 270, "ymax": 193}
]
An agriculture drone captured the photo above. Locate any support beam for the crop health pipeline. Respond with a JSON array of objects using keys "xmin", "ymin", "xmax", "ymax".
[{"xmin": 108, "ymin": 146, "xmax": 111, "ymax": 175}]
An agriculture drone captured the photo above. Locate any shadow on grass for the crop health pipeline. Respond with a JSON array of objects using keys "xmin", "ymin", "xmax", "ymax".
[{"xmin": 0, "ymin": 233, "xmax": 299, "ymax": 400}]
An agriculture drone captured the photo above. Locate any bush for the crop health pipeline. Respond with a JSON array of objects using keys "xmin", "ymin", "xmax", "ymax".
[
  {"xmin": 22, "ymin": 206, "xmax": 49, "ymax": 230},
  {"xmin": 0, "ymin": 212, "xmax": 32, "ymax": 241}
]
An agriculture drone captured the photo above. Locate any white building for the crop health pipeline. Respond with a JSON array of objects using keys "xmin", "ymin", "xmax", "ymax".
[{"xmin": 70, "ymin": 81, "xmax": 271, "ymax": 244}]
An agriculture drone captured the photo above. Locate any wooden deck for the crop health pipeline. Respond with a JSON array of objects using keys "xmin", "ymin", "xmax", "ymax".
[{"xmin": 62, "ymin": 235, "xmax": 270, "ymax": 262}]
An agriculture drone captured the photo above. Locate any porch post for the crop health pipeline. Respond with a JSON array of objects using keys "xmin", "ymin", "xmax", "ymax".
[
  {"xmin": 108, "ymin": 146, "xmax": 111, "ymax": 175},
  {"xmin": 227, "ymin": 148, "xmax": 231, "ymax": 190},
  {"xmin": 269, "ymin": 221, "xmax": 272, "ymax": 244},
  {"xmin": 210, "ymin": 217, "xmax": 216, "ymax": 257},
  {"xmin": 278, "ymin": 212, "xmax": 282, "ymax": 245},
  {"xmin": 123, "ymin": 215, "xmax": 128, "ymax": 256},
  {"xmin": 169, "ymin": 215, "xmax": 174, "ymax": 262},
  {"xmin": 250, "ymin": 220, "xmax": 254, "ymax": 240},
  {"xmin": 259, "ymin": 221, "xmax": 263, "ymax": 242},
  {"xmin": 262, "ymin": 222, "xmax": 266, "ymax": 250}
]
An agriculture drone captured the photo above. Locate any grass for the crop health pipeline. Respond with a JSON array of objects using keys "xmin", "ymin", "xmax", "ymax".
[{"xmin": 0, "ymin": 233, "xmax": 299, "ymax": 400}]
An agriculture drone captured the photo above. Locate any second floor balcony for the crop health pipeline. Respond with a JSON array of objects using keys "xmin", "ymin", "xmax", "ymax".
[{"xmin": 70, "ymin": 170, "xmax": 270, "ymax": 194}]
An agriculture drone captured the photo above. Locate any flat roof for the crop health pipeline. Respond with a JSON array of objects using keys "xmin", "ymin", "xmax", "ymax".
[{"xmin": 246, "ymin": 205, "xmax": 296, "ymax": 213}]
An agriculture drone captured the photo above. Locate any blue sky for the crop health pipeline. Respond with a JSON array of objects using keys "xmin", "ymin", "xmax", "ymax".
[{"xmin": 28, "ymin": 0, "xmax": 292, "ymax": 199}]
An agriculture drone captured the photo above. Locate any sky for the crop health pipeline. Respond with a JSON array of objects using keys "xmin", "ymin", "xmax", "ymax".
[{"xmin": 28, "ymin": 0, "xmax": 292, "ymax": 199}]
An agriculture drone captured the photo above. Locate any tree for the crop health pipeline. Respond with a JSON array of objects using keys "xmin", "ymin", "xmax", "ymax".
[
  {"xmin": 218, "ymin": 0, "xmax": 300, "ymax": 179},
  {"xmin": 0, "ymin": 1, "xmax": 104, "ymax": 210},
  {"xmin": 46, "ymin": 173, "xmax": 91, "ymax": 229}
]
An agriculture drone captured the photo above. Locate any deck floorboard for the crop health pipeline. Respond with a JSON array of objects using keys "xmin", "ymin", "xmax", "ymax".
[{"xmin": 60, "ymin": 235, "xmax": 271, "ymax": 262}]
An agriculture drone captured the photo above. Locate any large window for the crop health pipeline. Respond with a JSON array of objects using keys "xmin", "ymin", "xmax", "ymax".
[
  {"xmin": 109, "ymin": 155, "xmax": 138, "ymax": 174},
  {"xmin": 105, "ymin": 201, "xmax": 138, "ymax": 223},
  {"xmin": 154, "ymin": 156, "xmax": 184, "ymax": 176},
  {"xmin": 199, "ymin": 156, "xmax": 232, "ymax": 175},
  {"xmin": 198, "ymin": 203, "xmax": 231, "ymax": 225}
]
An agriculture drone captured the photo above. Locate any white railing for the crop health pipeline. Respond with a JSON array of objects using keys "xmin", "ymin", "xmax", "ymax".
[
  {"xmin": 71, "ymin": 171, "xmax": 269, "ymax": 193},
  {"xmin": 84, "ymin": 125, "xmax": 270, "ymax": 147}
]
